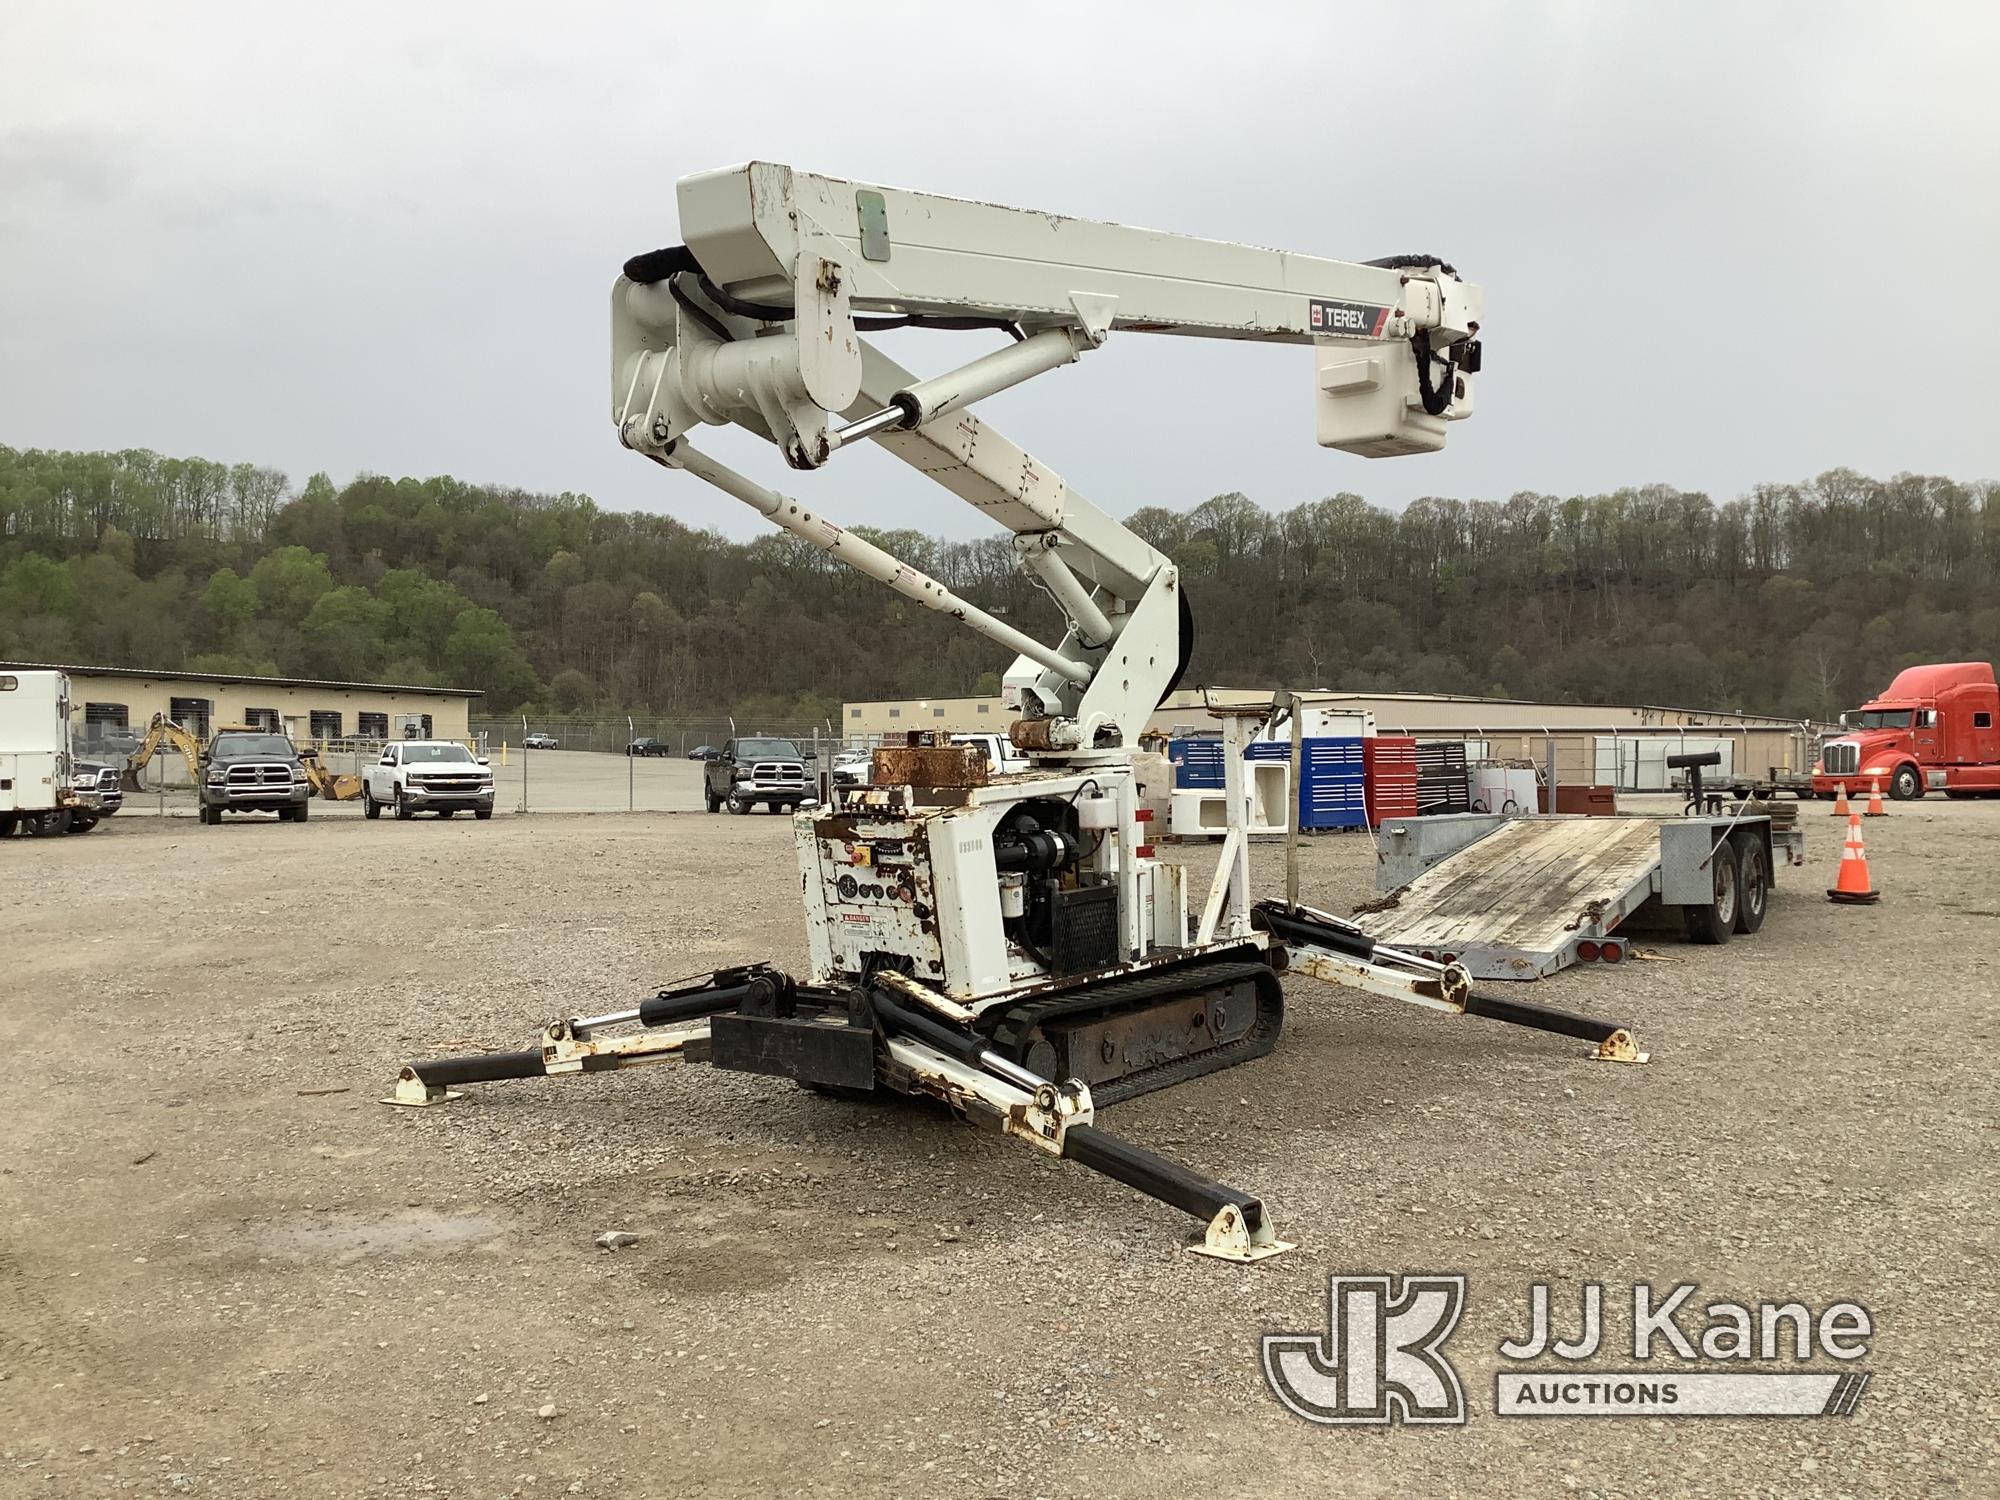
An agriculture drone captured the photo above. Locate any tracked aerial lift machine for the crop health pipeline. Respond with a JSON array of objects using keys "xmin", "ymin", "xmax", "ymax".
[{"xmin": 396, "ymin": 164, "xmax": 1643, "ymax": 1260}]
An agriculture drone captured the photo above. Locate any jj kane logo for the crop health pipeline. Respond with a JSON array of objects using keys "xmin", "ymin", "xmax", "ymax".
[
  {"xmin": 1262, "ymin": 1275, "xmax": 1468, "ymax": 1425},
  {"xmin": 1262, "ymin": 1276, "xmax": 1873, "ymax": 1426}
]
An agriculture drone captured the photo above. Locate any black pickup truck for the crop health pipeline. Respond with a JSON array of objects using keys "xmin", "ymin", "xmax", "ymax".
[
  {"xmin": 703, "ymin": 736, "xmax": 814, "ymax": 815},
  {"xmin": 199, "ymin": 731, "xmax": 312, "ymax": 824}
]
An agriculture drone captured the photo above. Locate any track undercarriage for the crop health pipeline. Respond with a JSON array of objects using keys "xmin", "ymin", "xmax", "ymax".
[{"xmin": 982, "ymin": 952, "xmax": 1284, "ymax": 1106}]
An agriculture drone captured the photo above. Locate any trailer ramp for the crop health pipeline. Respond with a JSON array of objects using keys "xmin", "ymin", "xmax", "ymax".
[{"xmin": 1355, "ymin": 816, "xmax": 1665, "ymax": 980}]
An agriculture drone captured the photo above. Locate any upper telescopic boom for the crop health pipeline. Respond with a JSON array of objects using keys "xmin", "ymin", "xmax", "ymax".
[{"xmin": 612, "ymin": 162, "xmax": 1481, "ymax": 753}]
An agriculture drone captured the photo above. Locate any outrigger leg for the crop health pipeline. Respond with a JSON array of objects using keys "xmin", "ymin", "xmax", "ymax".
[
  {"xmin": 1253, "ymin": 900, "xmax": 1648, "ymax": 1064},
  {"xmin": 866, "ymin": 988, "xmax": 1292, "ymax": 1262},
  {"xmin": 382, "ymin": 966, "xmax": 779, "ymax": 1106}
]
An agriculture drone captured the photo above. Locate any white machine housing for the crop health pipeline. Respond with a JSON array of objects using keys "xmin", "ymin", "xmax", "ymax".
[{"xmin": 799, "ymin": 762, "xmax": 1197, "ymax": 1009}]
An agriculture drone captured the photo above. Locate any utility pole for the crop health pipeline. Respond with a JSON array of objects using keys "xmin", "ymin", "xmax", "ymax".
[{"xmin": 628, "ymin": 715, "xmax": 636, "ymax": 812}]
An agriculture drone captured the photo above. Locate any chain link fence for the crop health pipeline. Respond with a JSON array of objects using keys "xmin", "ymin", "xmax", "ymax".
[{"xmin": 468, "ymin": 715, "xmax": 864, "ymax": 759}]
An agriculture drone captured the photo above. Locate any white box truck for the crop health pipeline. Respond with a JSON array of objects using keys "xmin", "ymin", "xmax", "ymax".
[{"xmin": 1, "ymin": 669, "xmax": 83, "ymax": 837}]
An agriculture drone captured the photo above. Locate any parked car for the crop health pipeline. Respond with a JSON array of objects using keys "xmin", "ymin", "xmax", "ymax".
[
  {"xmin": 627, "ymin": 736, "xmax": 671, "ymax": 757},
  {"xmin": 522, "ymin": 732, "xmax": 559, "ymax": 750},
  {"xmin": 200, "ymin": 730, "xmax": 313, "ymax": 825},
  {"xmin": 704, "ymin": 736, "xmax": 812, "ymax": 814},
  {"xmin": 363, "ymin": 739, "xmax": 495, "ymax": 820},
  {"xmin": 688, "ymin": 744, "xmax": 721, "ymax": 760}
]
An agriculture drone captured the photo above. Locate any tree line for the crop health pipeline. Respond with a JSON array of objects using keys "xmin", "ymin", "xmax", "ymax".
[{"xmin": 2, "ymin": 443, "xmax": 1995, "ymax": 722}]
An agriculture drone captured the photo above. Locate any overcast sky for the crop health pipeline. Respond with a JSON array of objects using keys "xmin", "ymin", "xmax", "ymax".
[{"xmin": 4, "ymin": 2, "xmax": 1996, "ymax": 541}]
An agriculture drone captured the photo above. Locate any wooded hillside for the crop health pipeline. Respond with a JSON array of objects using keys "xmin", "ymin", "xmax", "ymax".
[{"xmin": 2, "ymin": 444, "xmax": 1994, "ymax": 721}]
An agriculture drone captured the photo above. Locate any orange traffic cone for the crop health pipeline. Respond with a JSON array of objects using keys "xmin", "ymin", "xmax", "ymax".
[
  {"xmin": 1829, "ymin": 782, "xmax": 1850, "ymax": 816},
  {"xmin": 1864, "ymin": 779, "xmax": 1886, "ymax": 817},
  {"xmin": 1827, "ymin": 812, "xmax": 1881, "ymax": 905}
]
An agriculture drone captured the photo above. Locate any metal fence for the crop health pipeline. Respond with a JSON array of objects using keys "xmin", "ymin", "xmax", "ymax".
[{"xmin": 468, "ymin": 715, "xmax": 866, "ymax": 758}]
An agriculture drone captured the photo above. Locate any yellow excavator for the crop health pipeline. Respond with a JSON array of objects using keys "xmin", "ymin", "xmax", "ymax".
[
  {"xmin": 298, "ymin": 746, "xmax": 363, "ymax": 802},
  {"xmin": 121, "ymin": 713, "xmax": 201, "ymax": 791},
  {"xmin": 122, "ymin": 713, "xmax": 362, "ymax": 801}
]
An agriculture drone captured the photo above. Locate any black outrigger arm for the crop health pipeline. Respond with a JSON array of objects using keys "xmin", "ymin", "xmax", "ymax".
[{"xmin": 1252, "ymin": 900, "xmax": 1648, "ymax": 1064}]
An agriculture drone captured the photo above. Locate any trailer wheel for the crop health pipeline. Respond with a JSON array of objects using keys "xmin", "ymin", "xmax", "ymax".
[
  {"xmin": 1890, "ymin": 765, "xmax": 1922, "ymax": 801},
  {"xmin": 0, "ymin": 813, "xmax": 15, "ymax": 837},
  {"xmin": 1683, "ymin": 841, "xmax": 1739, "ymax": 945},
  {"xmin": 1731, "ymin": 835, "xmax": 1768, "ymax": 935}
]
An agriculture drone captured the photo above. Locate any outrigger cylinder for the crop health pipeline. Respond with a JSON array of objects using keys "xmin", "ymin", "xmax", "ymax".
[{"xmin": 866, "ymin": 988, "xmax": 1043, "ymax": 1094}]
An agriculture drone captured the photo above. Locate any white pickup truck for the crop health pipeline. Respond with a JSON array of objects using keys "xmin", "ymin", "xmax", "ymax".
[
  {"xmin": 950, "ymin": 732, "xmax": 1028, "ymax": 776},
  {"xmin": 363, "ymin": 740, "xmax": 496, "ymax": 820}
]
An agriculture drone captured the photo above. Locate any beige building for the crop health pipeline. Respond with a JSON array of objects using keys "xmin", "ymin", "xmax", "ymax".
[
  {"xmin": 843, "ymin": 695, "xmax": 1018, "ymax": 737},
  {"xmin": 4, "ymin": 660, "xmax": 479, "ymax": 761},
  {"xmin": 847, "ymin": 686, "xmax": 1830, "ymax": 789}
]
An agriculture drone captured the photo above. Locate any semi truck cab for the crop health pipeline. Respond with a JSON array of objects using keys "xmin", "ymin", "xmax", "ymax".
[{"xmin": 1814, "ymin": 661, "xmax": 2000, "ymax": 800}]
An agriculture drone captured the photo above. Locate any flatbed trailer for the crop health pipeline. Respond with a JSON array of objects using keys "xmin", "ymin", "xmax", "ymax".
[
  {"xmin": 1356, "ymin": 811, "xmax": 1805, "ymax": 980},
  {"xmin": 1723, "ymin": 770, "xmax": 1818, "ymax": 801}
]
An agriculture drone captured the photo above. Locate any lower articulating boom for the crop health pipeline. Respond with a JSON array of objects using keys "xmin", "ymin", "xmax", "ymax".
[{"xmin": 610, "ymin": 162, "xmax": 1483, "ymax": 753}]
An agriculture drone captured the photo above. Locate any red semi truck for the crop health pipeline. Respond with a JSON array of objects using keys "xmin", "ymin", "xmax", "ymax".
[{"xmin": 1812, "ymin": 662, "xmax": 2000, "ymax": 800}]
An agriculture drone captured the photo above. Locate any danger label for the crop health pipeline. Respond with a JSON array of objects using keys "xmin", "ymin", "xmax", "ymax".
[{"xmin": 1309, "ymin": 298, "xmax": 1391, "ymax": 338}]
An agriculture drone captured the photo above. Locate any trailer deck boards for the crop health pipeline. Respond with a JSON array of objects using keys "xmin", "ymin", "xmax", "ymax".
[{"xmin": 1353, "ymin": 816, "xmax": 1670, "ymax": 980}]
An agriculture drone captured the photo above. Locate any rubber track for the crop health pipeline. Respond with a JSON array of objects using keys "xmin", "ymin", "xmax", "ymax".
[{"xmin": 982, "ymin": 954, "xmax": 1283, "ymax": 1106}]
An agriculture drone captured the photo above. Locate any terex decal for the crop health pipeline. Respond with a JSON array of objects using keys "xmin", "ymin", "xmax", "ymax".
[{"xmin": 1309, "ymin": 298, "xmax": 1392, "ymax": 338}]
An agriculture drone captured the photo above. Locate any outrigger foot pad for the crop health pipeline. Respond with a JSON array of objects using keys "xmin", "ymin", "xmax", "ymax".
[
  {"xmin": 384, "ymin": 1072, "xmax": 461, "ymax": 1108},
  {"xmin": 1191, "ymin": 1201, "xmax": 1295, "ymax": 1263},
  {"xmin": 1591, "ymin": 1028, "xmax": 1648, "ymax": 1065}
]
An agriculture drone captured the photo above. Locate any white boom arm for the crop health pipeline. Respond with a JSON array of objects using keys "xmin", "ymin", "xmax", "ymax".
[{"xmin": 613, "ymin": 162, "xmax": 1481, "ymax": 753}]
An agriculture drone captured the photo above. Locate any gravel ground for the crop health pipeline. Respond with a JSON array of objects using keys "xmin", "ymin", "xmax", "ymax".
[{"xmin": 4, "ymin": 799, "xmax": 1995, "ymax": 1498}]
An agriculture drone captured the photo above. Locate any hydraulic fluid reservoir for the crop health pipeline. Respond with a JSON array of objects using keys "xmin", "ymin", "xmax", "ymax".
[{"xmin": 1076, "ymin": 792, "xmax": 1118, "ymax": 831}]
